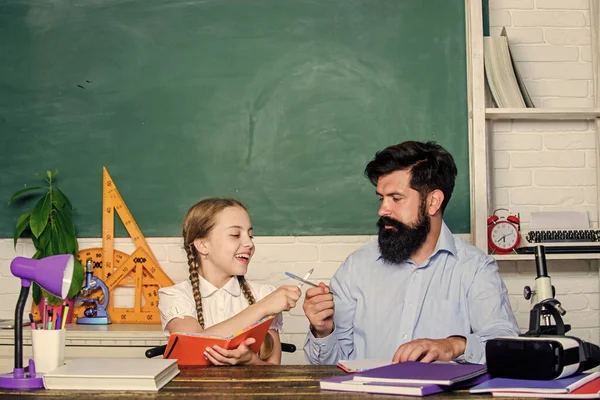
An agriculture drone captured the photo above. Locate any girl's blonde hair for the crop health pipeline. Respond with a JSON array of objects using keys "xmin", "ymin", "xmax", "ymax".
[{"xmin": 182, "ymin": 197, "xmax": 273, "ymax": 360}]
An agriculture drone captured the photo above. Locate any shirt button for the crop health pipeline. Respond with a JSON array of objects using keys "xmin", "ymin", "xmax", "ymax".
[
  {"xmin": 403, "ymin": 334, "xmax": 408, "ymax": 340},
  {"xmin": 408, "ymin": 303, "xmax": 412, "ymax": 307}
]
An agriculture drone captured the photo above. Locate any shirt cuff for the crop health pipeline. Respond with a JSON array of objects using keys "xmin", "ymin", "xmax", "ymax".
[
  {"xmin": 303, "ymin": 326, "xmax": 339, "ymax": 364},
  {"xmin": 463, "ymin": 333, "xmax": 486, "ymax": 364}
]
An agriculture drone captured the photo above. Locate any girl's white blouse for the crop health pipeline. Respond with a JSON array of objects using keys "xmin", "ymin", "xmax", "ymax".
[{"xmin": 158, "ymin": 276, "xmax": 283, "ymax": 335}]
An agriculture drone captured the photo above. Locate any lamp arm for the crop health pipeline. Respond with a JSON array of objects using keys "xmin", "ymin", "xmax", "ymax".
[{"xmin": 14, "ymin": 285, "xmax": 30, "ymax": 370}]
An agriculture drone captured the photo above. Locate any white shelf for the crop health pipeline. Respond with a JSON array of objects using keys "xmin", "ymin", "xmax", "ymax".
[
  {"xmin": 485, "ymin": 108, "xmax": 600, "ymax": 120},
  {"xmin": 493, "ymin": 253, "xmax": 600, "ymax": 261}
]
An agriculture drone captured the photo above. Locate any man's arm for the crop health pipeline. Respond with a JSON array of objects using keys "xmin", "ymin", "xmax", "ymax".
[
  {"xmin": 303, "ymin": 260, "xmax": 357, "ymax": 364},
  {"xmin": 462, "ymin": 256, "xmax": 520, "ymax": 363}
]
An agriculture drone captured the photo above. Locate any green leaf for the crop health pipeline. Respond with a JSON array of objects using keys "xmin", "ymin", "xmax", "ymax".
[
  {"xmin": 51, "ymin": 223, "xmax": 67, "ymax": 254},
  {"xmin": 55, "ymin": 208, "xmax": 76, "ymax": 237},
  {"xmin": 46, "ymin": 170, "xmax": 52, "ymax": 180},
  {"xmin": 31, "ymin": 235, "xmax": 40, "ymax": 250},
  {"xmin": 67, "ymin": 258, "xmax": 85, "ymax": 299},
  {"xmin": 44, "ymin": 291, "xmax": 63, "ymax": 306},
  {"xmin": 30, "ymin": 193, "xmax": 51, "ymax": 238},
  {"xmin": 13, "ymin": 211, "xmax": 31, "ymax": 248},
  {"xmin": 37, "ymin": 227, "xmax": 51, "ymax": 250},
  {"xmin": 31, "ymin": 250, "xmax": 42, "ymax": 260},
  {"xmin": 7, "ymin": 187, "xmax": 43, "ymax": 205},
  {"xmin": 54, "ymin": 188, "xmax": 72, "ymax": 210}
]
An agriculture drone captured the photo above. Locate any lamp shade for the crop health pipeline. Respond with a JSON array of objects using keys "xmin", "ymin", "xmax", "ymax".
[{"xmin": 10, "ymin": 255, "xmax": 74, "ymax": 298}]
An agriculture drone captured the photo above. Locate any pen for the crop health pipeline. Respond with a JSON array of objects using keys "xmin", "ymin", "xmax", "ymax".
[
  {"xmin": 298, "ymin": 268, "xmax": 314, "ymax": 289},
  {"xmin": 28, "ymin": 313, "xmax": 36, "ymax": 330},
  {"xmin": 284, "ymin": 271, "xmax": 336, "ymax": 296}
]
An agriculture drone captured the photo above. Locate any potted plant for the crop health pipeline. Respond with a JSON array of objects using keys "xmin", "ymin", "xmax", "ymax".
[{"xmin": 8, "ymin": 170, "xmax": 84, "ymax": 314}]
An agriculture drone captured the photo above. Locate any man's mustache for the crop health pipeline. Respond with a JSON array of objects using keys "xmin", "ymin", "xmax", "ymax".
[{"xmin": 377, "ymin": 216, "xmax": 406, "ymax": 231}]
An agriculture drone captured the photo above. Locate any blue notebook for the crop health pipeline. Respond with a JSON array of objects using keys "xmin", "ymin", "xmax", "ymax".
[{"xmin": 470, "ymin": 372, "xmax": 600, "ymax": 394}]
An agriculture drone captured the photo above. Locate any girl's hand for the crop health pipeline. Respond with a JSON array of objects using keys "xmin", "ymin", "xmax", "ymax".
[
  {"xmin": 204, "ymin": 338, "xmax": 258, "ymax": 366},
  {"xmin": 258, "ymin": 285, "xmax": 302, "ymax": 315}
]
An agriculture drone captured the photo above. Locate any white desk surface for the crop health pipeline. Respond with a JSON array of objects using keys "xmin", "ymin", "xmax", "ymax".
[{"xmin": 0, "ymin": 324, "xmax": 165, "ymax": 345}]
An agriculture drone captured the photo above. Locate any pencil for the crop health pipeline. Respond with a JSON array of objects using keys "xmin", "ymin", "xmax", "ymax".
[
  {"xmin": 284, "ymin": 272, "xmax": 336, "ymax": 296},
  {"xmin": 61, "ymin": 305, "xmax": 69, "ymax": 329}
]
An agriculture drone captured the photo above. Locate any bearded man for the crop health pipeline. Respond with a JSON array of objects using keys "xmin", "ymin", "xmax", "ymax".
[{"xmin": 302, "ymin": 141, "xmax": 519, "ymax": 365}]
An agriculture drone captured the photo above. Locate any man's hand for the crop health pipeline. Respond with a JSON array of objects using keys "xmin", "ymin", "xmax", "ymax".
[
  {"xmin": 302, "ymin": 283, "xmax": 334, "ymax": 338},
  {"xmin": 392, "ymin": 337, "xmax": 466, "ymax": 363}
]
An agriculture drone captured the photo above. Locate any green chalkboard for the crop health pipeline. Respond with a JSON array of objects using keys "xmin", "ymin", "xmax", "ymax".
[{"xmin": 0, "ymin": 0, "xmax": 469, "ymax": 237}]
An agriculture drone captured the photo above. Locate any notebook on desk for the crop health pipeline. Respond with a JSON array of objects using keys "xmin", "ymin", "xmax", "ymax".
[{"xmin": 42, "ymin": 358, "xmax": 180, "ymax": 391}]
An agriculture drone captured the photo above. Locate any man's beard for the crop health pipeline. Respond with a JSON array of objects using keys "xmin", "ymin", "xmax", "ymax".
[{"xmin": 377, "ymin": 200, "xmax": 431, "ymax": 264}]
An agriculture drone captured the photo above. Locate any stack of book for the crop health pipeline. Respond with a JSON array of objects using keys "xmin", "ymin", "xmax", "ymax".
[
  {"xmin": 470, "ymin": 372, "xmax": 600, "ymax": 399},
  {"xmin": 484, "ymin": 27, "xmax": 534, "ymax": 108},
  {"xmin": 320, "ymin": 361, "xmax": 489, "ymax": 396}
]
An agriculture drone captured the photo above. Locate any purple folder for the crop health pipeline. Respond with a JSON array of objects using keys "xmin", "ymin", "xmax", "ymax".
[
  {"xmin": 321, "ymin": 372, "xmax": 491, "ymax": 396},
  {"xmin": 353, "ymin": 361, "xmax": 488, "ymax": 385}
]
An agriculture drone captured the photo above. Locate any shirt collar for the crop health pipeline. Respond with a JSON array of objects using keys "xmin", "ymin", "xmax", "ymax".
[
  {"xmin": 433, "ymin": 221, "xmax": 458, "ymax": 259},
  {"xmin": 198, "ymin": 275, "xmax": 241, "ymax": 298}
]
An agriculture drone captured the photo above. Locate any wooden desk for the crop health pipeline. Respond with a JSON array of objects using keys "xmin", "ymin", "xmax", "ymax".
[{"xmin": 0, "ymin": 365, "xmax": 507, "ymax": 399}]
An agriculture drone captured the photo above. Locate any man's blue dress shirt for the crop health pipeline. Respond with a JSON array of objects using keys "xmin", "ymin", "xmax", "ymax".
[{"xmin": 304, "ymin": 222, "xmax": 520, "ymax": 365}]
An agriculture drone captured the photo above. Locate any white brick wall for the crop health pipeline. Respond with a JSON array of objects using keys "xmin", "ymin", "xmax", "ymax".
[
  {"xmin": 0, "ymin": 1, "xmax": 598, "ymax": 365},
  {"xmin": 489, "ymin": 0, "xmax": 600, "ymax": 347}
]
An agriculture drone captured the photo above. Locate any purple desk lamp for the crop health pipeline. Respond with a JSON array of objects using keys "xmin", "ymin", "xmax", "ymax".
[{"xmin": 0, "ymin": 254, "xmax": 74, "ymax": 389}]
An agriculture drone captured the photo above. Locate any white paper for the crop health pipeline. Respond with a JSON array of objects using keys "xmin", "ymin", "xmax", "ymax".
[{"xmin": 530, "ymin": 211, "xmax": 589, "ymax": 231}]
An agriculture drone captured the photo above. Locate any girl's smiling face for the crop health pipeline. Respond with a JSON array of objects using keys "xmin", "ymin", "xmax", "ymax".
[{"xmin": 194, "ymin": 206, "xmax": 255, "ymax": 287}]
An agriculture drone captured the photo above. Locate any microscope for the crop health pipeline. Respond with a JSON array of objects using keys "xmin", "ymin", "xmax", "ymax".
[
  {"xmin": 76, "ymin": 259, "xmax": 112, "ymax": 325},
  {"xmin": 522, "ymin": 246, "xmax": 569, "ymax": 337},
  {"xmin": 486, "ymin": 246, "xmax": 599, "ymax": 380}
]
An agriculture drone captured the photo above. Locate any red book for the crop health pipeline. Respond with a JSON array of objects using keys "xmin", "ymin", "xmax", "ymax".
[{"xmin": 163, "ymin": 316, "xmax": 274, "ymax": 366}]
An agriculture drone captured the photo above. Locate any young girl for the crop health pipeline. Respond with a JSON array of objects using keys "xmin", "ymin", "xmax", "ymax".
[{"xmin": 158, "ymin": 198, "xmax": 301, "ymax": 365}]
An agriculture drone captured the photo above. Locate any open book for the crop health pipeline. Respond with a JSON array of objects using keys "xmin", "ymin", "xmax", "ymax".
[
  {"xmin": 336, "ymin": 359, "xmax": 390, "ymax": 373},
  {"xmin": 164, "ymin": 315, "xmax": 274, "ymax": 366}
]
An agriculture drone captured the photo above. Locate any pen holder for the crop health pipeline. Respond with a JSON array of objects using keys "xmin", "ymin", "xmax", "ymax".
[{"xmin": 31, "ymin": 329, "xmax": 66, "ymax": 374}]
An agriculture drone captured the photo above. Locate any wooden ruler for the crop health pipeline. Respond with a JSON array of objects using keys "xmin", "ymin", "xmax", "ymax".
[
  {"xmin": 74, "ymin": 168, "xmax": 173, "ymax": 324},
  {"xmin": 102, "ymin": 167, "xmax": 159, "ymax": 282}
]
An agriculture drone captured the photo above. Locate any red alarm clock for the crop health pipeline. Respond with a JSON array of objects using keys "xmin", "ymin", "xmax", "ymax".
[{"xmin": 487, "ymin": 209, "xmax": 521, "ymax": 255}]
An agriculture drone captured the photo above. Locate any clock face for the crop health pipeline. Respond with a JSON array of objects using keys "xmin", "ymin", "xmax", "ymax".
[{"xmin": 489, "ymin": 221, "xmax": 519, "ymax": 251}]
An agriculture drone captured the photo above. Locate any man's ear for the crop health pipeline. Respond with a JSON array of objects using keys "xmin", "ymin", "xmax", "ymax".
[
  {"xmin": 193, "ymin": 238, "xmax": 208, "ymax": 256},
  {"xmin": 427, "ymin": 190, "xmax": 445, "ymax": 216}
]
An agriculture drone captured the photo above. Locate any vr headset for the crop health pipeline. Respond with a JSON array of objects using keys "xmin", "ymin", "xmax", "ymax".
[
  {"xmin": 486, "ymin": 246, "xmax": 600, "ymax": 380},
  {"xmin": 486, "ymin": 333, "xmax": 600, "ymax": 380}
]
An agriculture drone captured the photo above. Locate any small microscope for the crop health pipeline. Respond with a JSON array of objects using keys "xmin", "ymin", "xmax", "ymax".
[
  {"xmin": 76, "ymin": 259, "xmax": 112, "ymax": 325},
  {"xmin": 522, "ymin": 245, "xmax": 569, "ymax": 336}
]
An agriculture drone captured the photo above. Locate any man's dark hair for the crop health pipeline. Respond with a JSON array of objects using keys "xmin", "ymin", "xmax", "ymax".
[{"xmin": 364, "ymin": 141, "xmax": 457, "ymax": 213}]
